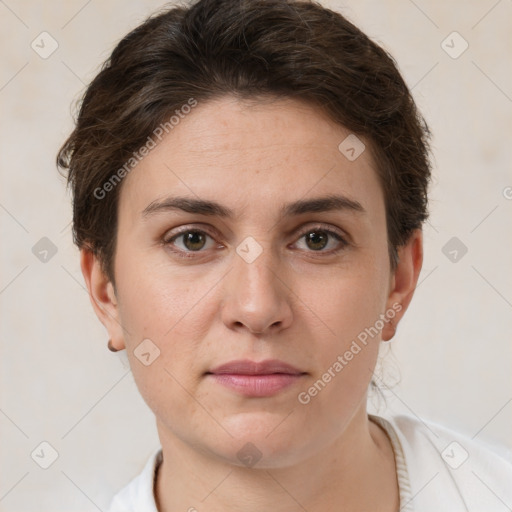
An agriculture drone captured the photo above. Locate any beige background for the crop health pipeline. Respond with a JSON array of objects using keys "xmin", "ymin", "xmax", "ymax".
[{"xmin": 1, "ymin": 0, "xmax": 511, "ymax": 510}]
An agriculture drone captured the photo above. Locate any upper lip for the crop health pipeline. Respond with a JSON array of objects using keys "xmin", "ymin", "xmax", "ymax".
[{"xmin": 207, "ymin": 359, "xmax": 305, "ymax": 375}]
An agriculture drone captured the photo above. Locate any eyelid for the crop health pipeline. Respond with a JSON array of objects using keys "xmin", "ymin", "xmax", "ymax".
[
  {"xmin": 163, "ymin": 223, "xmax": 219, "ymax": 241},
  {"xmin": 294, "ymin": 223, "xmax": 348, "ymax": 241}
]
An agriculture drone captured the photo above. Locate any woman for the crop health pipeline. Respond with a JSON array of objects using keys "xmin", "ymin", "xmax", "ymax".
[{"xmin": 57, "ymin": 0, "xmax": 512, "ymax": 510}]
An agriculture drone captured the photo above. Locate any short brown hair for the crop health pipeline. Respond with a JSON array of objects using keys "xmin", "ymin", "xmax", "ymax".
[{"xmin": 57, "ymin": 0, "xmax": 432, "ymax": 286}]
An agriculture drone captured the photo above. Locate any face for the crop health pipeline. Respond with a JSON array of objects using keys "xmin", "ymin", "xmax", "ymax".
[{"xmin": 84, "ymin": 95, "xmax": 421, "ymax": 468}]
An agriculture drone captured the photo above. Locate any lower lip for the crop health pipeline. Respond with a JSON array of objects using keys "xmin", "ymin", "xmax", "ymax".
[{"xmin": 208, "ymin": 373, "xmax": 304, "ymax": 397}]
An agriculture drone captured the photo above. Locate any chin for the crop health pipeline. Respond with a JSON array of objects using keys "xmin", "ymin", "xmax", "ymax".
[{"xmin": 212, "ymin": 411, "xmax": 313, "ymax": 469}]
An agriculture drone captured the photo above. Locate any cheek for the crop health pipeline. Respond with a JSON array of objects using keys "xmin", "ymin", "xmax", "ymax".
[
  {"xmin": 117, "ymin": 273, "xmax": 208, "ymax": 427},
  {"xmin": 115, "ymin": 246, "xmax": 204, "ymax": 339},
  {"xmin": 114, "ymin": 249, "xmax": 209, "ymax": 388},
  {"xmin": 303, "ymin": 258, "xmax": 389, "ymax": 346},
  {"xmin": 294, "ymin": 251, "xmax": 390, "ymax": 407},
  {"xmin": 292, "ymin": 267, "xmax": 387, "ymax": 420}
]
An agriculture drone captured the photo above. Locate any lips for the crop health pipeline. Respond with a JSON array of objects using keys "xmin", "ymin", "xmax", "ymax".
[
  {"xmin": 207, "ymin": 359, "xmax": 304, "ymax": 376},
  {"xmin": 206, "ymin": 359, "xmax": 306, "ymax": 397}
]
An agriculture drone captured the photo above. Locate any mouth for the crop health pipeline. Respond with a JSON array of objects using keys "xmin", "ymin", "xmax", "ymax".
[{"xmin": 205, "ymin": 359, "xmax": 307, "ymax": 397}]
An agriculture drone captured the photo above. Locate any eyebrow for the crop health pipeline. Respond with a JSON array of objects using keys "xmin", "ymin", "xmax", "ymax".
[{"xmin": 141, "ymin": 194, "xmax": 365, "ymax": 220}]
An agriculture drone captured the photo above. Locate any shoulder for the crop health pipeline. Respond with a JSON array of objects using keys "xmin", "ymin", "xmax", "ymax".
[
  {"xmin": 371, "ymin": 413, "xmax": 512, "ymax": 512},
  {"xmin": 106, "ymin": 448, "xmax": 162, "ymax": 512}
]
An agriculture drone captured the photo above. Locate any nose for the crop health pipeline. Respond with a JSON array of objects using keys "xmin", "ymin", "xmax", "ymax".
[{"xmin": 220, "ymin": 242, "xmax": 293, "ymax": 335}]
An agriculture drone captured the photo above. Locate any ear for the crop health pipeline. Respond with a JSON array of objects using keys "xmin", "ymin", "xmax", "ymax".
[
  {"xmin": 381, "ymin": 229, "xmax": 423, "ymax": 341},
  {"xmin": 80, "ymin": 248, "xmax": 126, "ymax": 351}
]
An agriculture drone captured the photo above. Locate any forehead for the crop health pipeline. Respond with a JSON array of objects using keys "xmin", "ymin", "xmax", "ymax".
[{"xmin": 118, "ymin": 96, "xmax": 384, "ymax": 224}]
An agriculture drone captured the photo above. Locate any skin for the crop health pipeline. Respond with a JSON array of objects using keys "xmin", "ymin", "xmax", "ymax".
[{"xmin": 81, "ymin": 95, "xmax": 423, "ymax": 512}]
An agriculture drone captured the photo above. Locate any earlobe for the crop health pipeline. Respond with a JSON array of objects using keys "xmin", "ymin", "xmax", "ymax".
[
  {"xmin": 80, "ymin": 248, "xmax": 126, "ymax": 351},
  {"xmin": 381, "ymin": 229, "xmax": 423, "ymax": 341},
  {"xmin": 382, "ymin": 317, "xmax": 397, "ymax": 343}
]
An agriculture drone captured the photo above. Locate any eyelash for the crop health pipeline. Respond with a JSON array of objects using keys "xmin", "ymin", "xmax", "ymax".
[{"xmin": 162, "ymin": 224, "xmax": 349, "ymax": 259}]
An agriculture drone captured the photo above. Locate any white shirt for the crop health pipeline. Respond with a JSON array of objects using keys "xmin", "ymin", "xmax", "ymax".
[{"xmin": 107, "ymin": 414, "xmax": 512, "ymax": 511}]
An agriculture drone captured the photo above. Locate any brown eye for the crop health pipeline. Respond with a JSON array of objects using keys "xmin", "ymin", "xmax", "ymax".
[
  {"xmin": 165, "ymin": 230, "xmax": 215, "ymax": 253},
  {"xmin": 181, "ymin": 231, "xmax": 207, "ymax": 251},
  {"xmin": 294, "ymin": 226, "xmax": 348, "ymax": 253},
  {"xmin": 304, "ymin": 231, "xmax": 329, "ymax": 251}
]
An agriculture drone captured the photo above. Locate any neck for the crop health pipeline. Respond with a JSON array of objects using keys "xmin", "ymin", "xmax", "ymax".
[{"xmin": 154, "ymin": 407, "xmax": 399, "ymax": 512}]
